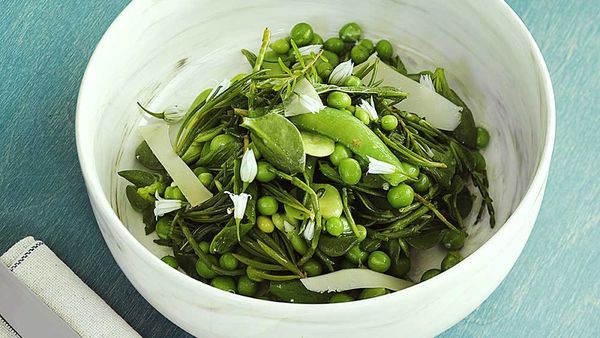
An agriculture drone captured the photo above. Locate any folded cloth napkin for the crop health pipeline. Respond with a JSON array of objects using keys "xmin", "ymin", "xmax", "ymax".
[{"xmin": 0, "ymin": 237, "xmax": 140, "ymax": 338}]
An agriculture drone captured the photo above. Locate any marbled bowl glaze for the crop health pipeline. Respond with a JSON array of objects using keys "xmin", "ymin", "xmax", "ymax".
[{"xmin": 76, "ymin": 1, "xmax": 555, "ymax": 337}]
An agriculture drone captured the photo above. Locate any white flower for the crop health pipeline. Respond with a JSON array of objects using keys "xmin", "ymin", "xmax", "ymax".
[
  {"xmin": 329, "ymin": 60, "xmax": 354, "ymax": 85},
  {"xmin": 419, "ymin": 74, "xmax": 435, "ymax": 92},
  {"xmin": 382, "ymin": 183, "xmax": 390, "ymax": 191},
  {"xmin": 283, "ymin": 220, "xmax": 295, "ymax": 233},
  {"xmin": 303, "ymin": 219, "xmax": 315, "ymax": 241},
  {"xmin": 284, "ymin": 77, "xmax": 325, "ymax": 116},
  {"xmin": 240, "ymin": 148, "xmax": 257, "ymax": 184},
  {"xmin": 367, "ymin": 156, "xmax": 397, "ymax": 175},
  {"xmin": 359, "ymin": 97, "xmax": 378, "ymax": 121},
  {"xmin": 298, "ymin": 44, "xmax": 322, "ymax": 56},
  {"xmin": 225, "ymin": 192, "xmax": 251, "ymax": 224},
  {"xmin": 296, "ymin": 92, "xmax": 325, "ymax": 113},
  {"xmin": 162, "ymin": 105, "xmax": 186, "ymax": 123},
  {"xmin": 154, "ymin": 192, "xmax": 185, "ymax": 217},
  {"xmin": 208, "ymin": 78, "xmax": 231, "ymax": 101}
]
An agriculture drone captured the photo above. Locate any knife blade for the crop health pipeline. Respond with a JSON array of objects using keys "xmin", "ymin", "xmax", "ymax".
[{"xmin": 0, "ymin": 263, "xmax": 80, "ymax": 338}]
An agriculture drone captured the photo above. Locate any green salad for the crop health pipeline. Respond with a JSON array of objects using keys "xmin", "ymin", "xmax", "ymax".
[{"xmin": 119, "ymin": 22, "xmax": 494, "ymax": 303}]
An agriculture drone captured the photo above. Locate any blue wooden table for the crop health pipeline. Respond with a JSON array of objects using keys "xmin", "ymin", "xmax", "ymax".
[{"xmin": 1, "ymin": 1, "xmax": 598, "ymax": 337}]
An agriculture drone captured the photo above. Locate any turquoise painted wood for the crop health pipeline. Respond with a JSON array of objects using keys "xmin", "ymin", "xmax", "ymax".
[{"xmin": 0, "ymin": 1, "xmax": 598, "ymax": 337}]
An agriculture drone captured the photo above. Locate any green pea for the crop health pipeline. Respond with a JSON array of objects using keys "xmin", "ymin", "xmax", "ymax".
[
  {"xmin": 290, "ymin": 22, "xmax": 314, "ymax": 47},
  {"xmin": 329, "ymin": 293, "xmax": 354, "ymax": 303},
  {"xmin": 211, "ymin": 276, "xmax": 236, "ymax": 293},
  {"xmin": 476, "ymin": 127, "xmax": 490, "ymax": 149},
  {"xmin": 193, "ymin": 167, "xmax": 209, "ymax": 176},
  {"xmin": 219, "ymin": 253, "xmax": 239, "ymax": 271},
  {"xmin": 195, "ymin": 256, "xmax": 218, "ymax": 279},
  {"xmin": 310, "ymin": 33, "xmax": 324, "ymax": 45},
  {"xmin": 289, "ymin": 231, "xmax": 308, "ymax": 255},
  {"xmin": 161, "ymin": 255, "xmax": 178, "ymax": 269},
  {"xmin": 358, "ymin": 39, "xmax": 375, "ymax": 54},
  {"xmin": 329, "ymin": 144, "xmax": 352, "ymax": 166},
  {"xmin": 323, "ymin": 37, "xmax": 345, "ymax": 55},
  {"xmin": 359, "ymin": 288, "xmax": 388, "ymax": 299},
  {"xmin": 339, "ymin": 22, "xmax": 362, "ymax": 42},
  {"xmin": 375, "ymin": 40, "xmax": 394, "ymax": 60},
  {"xmin": 339, "ymin": 109, "xmax": 353, "ymax": 115},
  {"xmin": 380, "ymin": 115, "xmax": 398, "ymax": 131},
  {"xmin": 421, "ymin": 268, "xmax": 441, "ymax": 282},
  {"xmin": 338, "ymin": 158, "xmax": 362, "ymax": 185},
  {"xmin": 257, "ymin": 196, "xmax": 279, "ymax": 216},
  {"xmin": 257, "ymin": 215, "xmax": 275, "ymax": 233},
  {"xmin": 367, "ymin": 251, "xmax": 391, "ymax": 273},
  {"xmin": 389, "ymin": 256, "xmax": 411, "ymax": 277},
  {"xmin": 387, "ymin": 184, "xmax": 414, "ymax": 208},
  {"xmin": 198, "ymin": 172, "xmax": 213, "ymax": 187},
  {"xmin": 237, "ymin": 275, "xmax": 258, "ymax": 296},
  {"xmin": 316, "ymin": 61, "xmax": 333, "ymax": 79},
  {"xmin": 354, "ymin": 107, "xmax": 370, "ymax": 125},
  {"xmin": 155, "ymin": 217, "xmax": 173, "ymax": 240},
  {"xmin": 271, "ymin": 213, "xmax": 285, "ymax": 231},
  {"xmin": 264, "ymin": 50, "xmax": 282, "ymax": 63},
  {"xmin": 350, "ymin": 45, "xmax": 370, "ymax": 64},
  {"xmin": 402, "ymin": 162, "xmax": 420, "ymax": 178},
  {"xmin": 355, "ymin": 224, "xmax": 367, "ymax": 242},
  {"xmin": 325, "ymin": 217, "xmax": 344, "ymax": 237},
  {"xmin": 327, "ymin": 91, "xmax": 352, "ymax": 109},
  {"xmin": 345, "ymin": 245, "xmax": 368, "ymax": 264},
  {"xmin": 256, "ymin": 161, "xmax": 277, "ymax": 183},
  {"xmin": 164, "ymin": 186, "xmax": 184, "ymax": 200},
  {"xmin": 321, "ymin": 50, "xmax": 340, "ymax": 67},
  {"xmin": 270, "ymin": 38, "xmax": 290, "ymax": 54},
  {"xmin": 346, "ymin": 105, "xmax": 356, "ymax": 113},
  {"xmin": 303, "ymin": 259, "xmax": 323, "ymax": 277},
  {"xmin": 411, "ymin": 173, "xmax": 431, "ymax": 193},
  {"xmin": 441, "ymin": 230, "xmax": 466, "ymax": 250},
  {"xmin": 472, "ymin": 151, "xmax": 486, "ymax": 171},
  {"xmin": 209, "ymin": 134, "xmax": 236, "ymax": 151},
  {"xmin": 441, "ymin": 251, "xmax": 462, "ymax": 271},
  {"xmin": 344, "ymin": 75, "xmax": 362, "ymax": 87}
]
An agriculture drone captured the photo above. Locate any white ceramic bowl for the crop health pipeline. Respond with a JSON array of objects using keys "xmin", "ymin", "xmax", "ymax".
[{"xmin": 76, "ymin": 1, "xmax": 555, "ymax": 337}]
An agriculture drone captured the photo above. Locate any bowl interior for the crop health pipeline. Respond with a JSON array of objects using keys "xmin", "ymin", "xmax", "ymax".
[{"xmin": 79, "ymin": 0, "xmax": 548, "ymax": 279}]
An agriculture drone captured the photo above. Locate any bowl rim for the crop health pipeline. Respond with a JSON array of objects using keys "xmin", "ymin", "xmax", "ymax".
[{"xmin": 75, "ymin": 0, "xmax": 556, "ymax": 311}]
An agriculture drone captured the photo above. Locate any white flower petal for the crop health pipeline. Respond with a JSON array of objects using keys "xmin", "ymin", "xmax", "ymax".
[
  {"xmin": 329, "ymin": 60, "xmax": 354, "ymax": 85},
  {"xmin": 284, "ymin": 77, "xmax": 325, "ymax": 116},
  {"xmin": 240, "ymin": 148, "xmax": 257, "ymax": 183},
  {"xmin": 163, "ymin": 105, "xmax": 186, "ymax": 123},
  {"xmin": 359, "ymin": 97, "xmax": 378, "ymax": 121},
  {"xmin": 367, "ymin": 156, "xmax": 397, "ymax": 175},
  {"xmin": 298, "ymin": 44, "xmax": 322, "ymax": 56},
  {"xmin": 303, "ymin": 220, "xmax": 315, "ymax": 241},
  {"xmin": 419, "ymin": 74, "xmax": 435, "ymax": 92},
  {"xmin": 225, "ymin": 192, "xmax": 251, "ymax": 222},
  {"xmin": 283, "ymin": 220, "xmax": 295, "ymax": 233},
  {"xmin": 154, "ymin": 192, "xmax": 185, "ymax": 217},
  {"xmin": 208, "ymin": 78, "xmax": 231, "ymax": 101}
]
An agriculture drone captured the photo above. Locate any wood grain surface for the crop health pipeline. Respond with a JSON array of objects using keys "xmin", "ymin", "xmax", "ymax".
[{"xmin": 0, "ymin": 1, "xmax": 598, "ymax": 337}]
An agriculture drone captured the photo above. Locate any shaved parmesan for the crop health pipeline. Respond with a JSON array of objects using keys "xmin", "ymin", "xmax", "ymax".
[
  {"xmin": 354, "ymin": 56, "xmax": 462, "ymax": 130},
  {"xmin": 300, "ymin": 268, "xmax": 414, "ymax": 293},
  {"xmin": 139, "ymin": 124, "xmax": 212, "ymax": 206}
]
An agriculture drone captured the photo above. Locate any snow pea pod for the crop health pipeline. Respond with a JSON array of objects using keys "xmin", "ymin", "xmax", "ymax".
[{"xmin": 289, "ymin": 107, "xmax": 408, "ymax": 186}]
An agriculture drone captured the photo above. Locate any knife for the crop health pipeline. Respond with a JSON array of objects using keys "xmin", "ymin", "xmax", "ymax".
[{"xmin": 0, "ymin": 263, "xmax": 80, "ymax": 338}]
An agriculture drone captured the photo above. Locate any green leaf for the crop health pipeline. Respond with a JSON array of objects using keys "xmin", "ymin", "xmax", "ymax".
[
  {"xmin": 142, "ymin": 207, "xmax": 157, "ymax": 235},
  {"xmin": 241, "ymin": 113, "xmax": 306, "ymax": 174},
  {"xmin": 424, "ymin": 148, "xmax": 456, "ymax": 188},
  {"xmin": 210, "ymin": 222, "xmax": 254, "ymax": 254},
  {"xmin": 241, "ymin": 49, "xmax": 257, "ymax": 68},
  {"xmin": 269, "ymin": 280, "xmax": 329, "ymax": 303},
  {"xmin": 118, "ymin": 170, "xmax": 159, "ymax": 187},
  {"xmin": 195, "ymin": 139, "xmax": 241, "ymax": 167},
  {"xmin": 406, "ymin": 230, "xmax": 441, "ymax": 250},
  {"xmin": 318, "ymin": 234, "xmax": 359, "ymax": 257},
  {"xmin": 125, "ymin": 185, "xmax": 153, "ymax": 211},
  {"xmin": 135, "ymin": 141, "xmax": 164, "ymax": 170}
]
